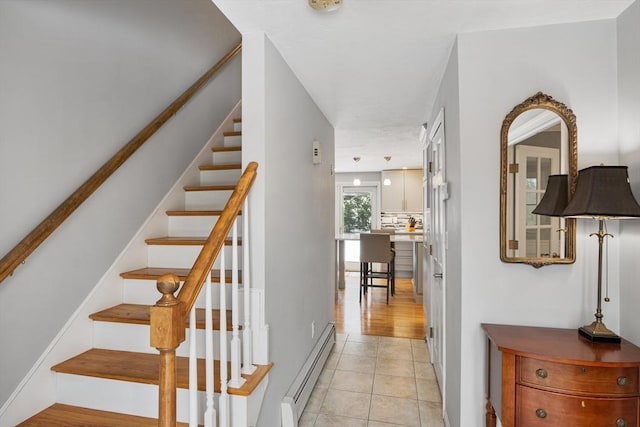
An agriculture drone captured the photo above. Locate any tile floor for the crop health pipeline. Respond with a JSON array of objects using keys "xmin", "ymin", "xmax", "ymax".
[{"xmin": 300, "ymin": 333, "xmax": 444, "ymax": 427}]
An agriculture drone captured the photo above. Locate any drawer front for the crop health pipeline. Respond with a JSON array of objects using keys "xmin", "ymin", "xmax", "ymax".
[
  {"xmin": 519, "ymin": 357, "xmax": 639, "ymax": 395},
  {"xmin": 517, "ymin": 385, "xmax": 639, "ymax": 426}
]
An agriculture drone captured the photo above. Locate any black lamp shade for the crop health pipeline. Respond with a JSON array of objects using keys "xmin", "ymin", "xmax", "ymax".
[
  {"xmin": 533, "ymin": 175, "xmax": 568, "ymax": 217},
  {"xmin": 562, "ymin": 166, "xmax": 640, "ymax": 219}
]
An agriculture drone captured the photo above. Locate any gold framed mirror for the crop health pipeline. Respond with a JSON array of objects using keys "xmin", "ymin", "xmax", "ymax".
[{"xmin": 500, "ymin": 92, "xmax": 577, "ymax": 268}]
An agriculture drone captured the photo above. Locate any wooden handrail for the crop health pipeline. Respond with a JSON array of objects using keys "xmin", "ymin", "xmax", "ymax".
[
  {"xmin": 151, "ymin": 161, "xmax": 258, "ymax": 427},
  {"xmin": 0, "ymin": 42, "xmax": 242, "ymax": 285},
  {"xmin": 177, "ymin": 161, "xmax": 257, "ymax": 313}
]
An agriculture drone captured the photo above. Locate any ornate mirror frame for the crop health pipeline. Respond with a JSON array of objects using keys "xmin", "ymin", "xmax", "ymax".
[{"xmin": 500, "ymin": 92, "xmax": 577, "ymax": 268}]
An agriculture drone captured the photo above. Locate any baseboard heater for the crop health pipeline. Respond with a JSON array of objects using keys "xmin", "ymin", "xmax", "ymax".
[{"xmin": 281, "ymin": 322, "xmax": 335, "ymax": 427}]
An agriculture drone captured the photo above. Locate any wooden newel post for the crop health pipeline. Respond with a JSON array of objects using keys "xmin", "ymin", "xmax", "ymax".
[{"xmin": 150, "ymin": 274, "xmax": 186, "ymax": 427}]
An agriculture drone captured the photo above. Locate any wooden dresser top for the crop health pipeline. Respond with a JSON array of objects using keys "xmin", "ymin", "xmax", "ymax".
[{"xmin": 482, "ymin": 323, "xmax": 640, "ymax": 367}]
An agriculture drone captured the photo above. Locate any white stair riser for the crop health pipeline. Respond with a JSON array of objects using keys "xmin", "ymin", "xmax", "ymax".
[
  {"xmin": 56, "ymin": 374, "xmax": 222, "ymax": 423},
  {"xmin": 199, "ymin": 169, "xmax": 241, "ymax": 186},
  {"xmin": 147, "ymin": 245, "xmax": 242, "ymax": 269},
  {"xmin": 92, "ymin": 322, "xmax": 240, "ymax": 359},
  {"xmin": 168, "ymin": 215, "xmax": 243, "ymax": 237},
  {"xmin": 224, "ymin": 135, "xmax": 241, "ymax": 147},
  {"xmin": 212, "ymin": 150, "xmax": 241, "ymax": 165},
  {"xmin": 185, "ymin": 189, "xmax": 234, "ymax": 210},
  {"xmin": 233, "ymin": 122, "xmax": 242, "ymax": 132},
  {"xmin": 124, "ymin": 278, "xmax": 240, "ymax": 308}
]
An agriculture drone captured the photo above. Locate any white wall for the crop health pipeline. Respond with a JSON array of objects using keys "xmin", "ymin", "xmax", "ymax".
[
  {"xmin": 0, "ymin": 0, "xmax": 240, "ymax": 406},
  {"xmin": 427, "ymin": 39, "xmax": 462, "ymax": 427},
  {"xmin": 449, "ymin": 20, "xmax": 619, "ymax": 424},
  {"xmin": 242, "ymin": 33, "xmax": 335, "ymax": 427},
  {"xmin": 618, "ymin": 1, "xmax": 640, "ymax": 344}
]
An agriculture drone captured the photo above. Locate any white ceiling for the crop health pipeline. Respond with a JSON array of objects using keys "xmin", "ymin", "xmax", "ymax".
[{"xmin": 212, "ymin": 0, "xmax": 633, "ymax": 172}]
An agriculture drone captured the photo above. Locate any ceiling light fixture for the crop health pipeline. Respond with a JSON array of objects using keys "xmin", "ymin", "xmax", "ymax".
[
  {"xmin": 353, "ymin": 157, "xmax": 360, "ymax": 162},
  {"xmin": 353, "ymin": 178, "xmax": 361, "ymax": 186},
  {"xmin": 384, "ymin": 156, "xmax": 391, "ymax": 162},
  {"xmin": 383, "ymin": 179, "xmax": 391, "ymax": 186},
  {"xmin": 308, "ymin": 0, "xmax": 342, "ymax": 12}
]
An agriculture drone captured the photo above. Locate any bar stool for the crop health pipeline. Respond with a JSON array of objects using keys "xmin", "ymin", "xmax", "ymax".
[{"xmin": 359, "ymin": 233, "xmax": 395, "ymax": 304}]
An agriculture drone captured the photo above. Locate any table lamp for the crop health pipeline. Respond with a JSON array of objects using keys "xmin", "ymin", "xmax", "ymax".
[{"xmin": 561, "ymin": 166, "xmax": 640, "ymax": 343}]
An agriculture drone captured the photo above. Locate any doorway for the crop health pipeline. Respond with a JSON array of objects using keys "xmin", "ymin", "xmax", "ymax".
[{"xmin": 338, "ymin": 185, "xmax": 379, "ymax": 268}]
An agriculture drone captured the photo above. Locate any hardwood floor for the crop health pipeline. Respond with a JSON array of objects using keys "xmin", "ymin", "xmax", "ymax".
[{"xmin": 334, "ymin": 272, "xmax": 426, "ymax": 339}]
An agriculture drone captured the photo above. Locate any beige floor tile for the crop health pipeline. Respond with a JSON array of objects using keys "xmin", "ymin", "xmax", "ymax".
[
  {"xmin": 333, "ymin": 340, "xmax": 346, "ymax": 355},
  {"xmin": 343, "ymin": 340, "xmax": 379, "ymax": 356},
  {"xmin": 377, "ymin": 345, "xmax": 414, "ymax": 361},
  {"xmin": 317, "ymin": 367, "xmax": 336, "ymax": 388},
  {"xmin": 373, "ymin": 374, "xmax": 417, "ymax": 399},
  {"xmin": 414, "ymin": 362, "xmax": 436, "ymax": 381},
  {"xmin": 331, "ymin": 369, "xmax": 375, "ymax": 393},
  {"xmin": 325, "ymin": 351, "xmax": 341, "ymax": 370},
  {"xmin": 348, "ymin": 334, "xmax": 380, "ymax": 344},
  {"xmin": 376, "ymin": 357, "xmax": 415, "ymax": 377},
  {"xmin": 418, "ymin": 401, "xmax": 444, "ymax": 427},
  {"xmin": 416, "ymin": 378, "xmax": 441, "ymax": 402},
  {"xmin": 315, "ymin": 413, "xmax": 369, "ymax": 427},
  {"xmin": 337, "ymin": 353, "xmax": 377, "ymax": 374},
  {"xmin": 321, "ymin": 389, "xmax": 371, "ymax": 420},
  {"xmin": 379, "ymin": 337, "xmax": 412, "ymax": 349},
  {"xmin": 299, "ymin": 411, "xmax": 318, "ymax": 427},
  {"xmin": 411, "ymin": 346, "xmax": 429, "ymax": 362},
  {"xmin": 304, "ymin": 386, "xmax": 328, "ymax": 413},
  {"xmin": 369, "ymin": 394, "xmax": 420, "ymax": 426},
  {"xmin": 336, "ymin": 333, "xmax": 349, "ymax": 343},
  {"xmin": 368, "ymin": 421, "xmax": 407, "ymax": 427}
]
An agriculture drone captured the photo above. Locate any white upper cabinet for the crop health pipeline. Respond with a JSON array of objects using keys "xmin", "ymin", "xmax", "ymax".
[{"xmin": 381, "ymin": 169, "xmax": 423, "ymax": 212}]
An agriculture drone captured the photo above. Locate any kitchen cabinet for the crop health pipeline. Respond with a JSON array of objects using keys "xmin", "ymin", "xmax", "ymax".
[
  {"xmin": 482, "ymin": 323, "xmax": 640, "ymax": 427},
  {"xmin": 381, "ymin": 169, "xmax": 423, "ymax": 212}
]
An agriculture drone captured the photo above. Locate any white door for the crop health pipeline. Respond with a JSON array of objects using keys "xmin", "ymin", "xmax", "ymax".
[{"xmin": 425, "ymin": 109, "xmax": 446, "ymax": 403}]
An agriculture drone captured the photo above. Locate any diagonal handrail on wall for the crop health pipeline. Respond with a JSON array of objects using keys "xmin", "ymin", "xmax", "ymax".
[{"xmin": 0, "ymin": 42, "xmax": 242, "ymax": 285}]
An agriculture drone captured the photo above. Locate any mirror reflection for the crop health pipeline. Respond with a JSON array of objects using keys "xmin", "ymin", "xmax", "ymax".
[{"xmin": 500, "ymin": 93, "xmax": 577, "ymax": 267}]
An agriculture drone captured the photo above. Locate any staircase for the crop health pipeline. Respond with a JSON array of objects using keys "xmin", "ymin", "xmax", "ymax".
[{"xmin": 17, "ymin": 118, "xmax": 272, "ymax": 426}]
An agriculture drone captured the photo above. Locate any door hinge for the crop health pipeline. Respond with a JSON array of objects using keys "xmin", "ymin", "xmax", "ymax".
[
  {"xmin": 429, "ymin": 327, "xmax": 434, "ymax": 339},
  {"xmin": 428, "ymin": 161, "xmax": 433, "ymax": 173},
  {"xmin": 509, "ymin": 163, "xmax": 519, "ymax": 174},
  {"xmin": 429, "ymin": 244, "xmax": 433, "ymax": 255},
  {"xmin": 508, "ymin": 240, "xmax": 519, "ymax": 250}
]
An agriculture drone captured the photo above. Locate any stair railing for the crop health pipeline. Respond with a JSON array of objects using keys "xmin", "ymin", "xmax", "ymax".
[
  {"xmin": 151, "ymin": 162, "xmax": 258, "ymax": 427},
  {"xmin": 0, "ymin": 42, "xmax": 242, "ymax": 285}
]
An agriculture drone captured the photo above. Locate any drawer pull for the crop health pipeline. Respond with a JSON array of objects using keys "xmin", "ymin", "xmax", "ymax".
[
  {"xmin": 535, "ymin": 368, "xmax": 548, "ymax": 379},
  {"xmin": 617, "ymin": 376, "xmax": 628, "ymax": 387},
  {"xmin": 535, "ymin": 408, "xmax": 547, "ymax": 419},
  {"xmin": 617, "ymin": 418, "xmax": 627, "ymax": 427}
]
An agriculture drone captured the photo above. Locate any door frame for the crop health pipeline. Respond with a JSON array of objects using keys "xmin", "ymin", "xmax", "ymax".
[{"xmin": 424, "ymin": 108, "xmax": 446, "ymax": 411}]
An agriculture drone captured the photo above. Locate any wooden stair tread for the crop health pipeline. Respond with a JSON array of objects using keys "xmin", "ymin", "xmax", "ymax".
[
  {"xmin": 223, "ymin": 131, "xmax": 241, "ymax": 137},
  {"xmin": 183, "ymin": 184, "xmax": 236, "ymax": 192},
  {"xmin": 52, "ymin": 348, "xmax": 273, "ymax": 396},
  {"xmin": 89, "ymin": 304, "xmax": 235, "ymax": 331},
  {"xmin": 233, "ymin": 118, "xmax": 241, "ymax": 123},
  {"xmin": 212, "ymin": 146, "xmax": 242, "ymax": 152},
  {"xmin": 17, "ymin": 403, "xmax": 191, "ymax": 427},
  {"xmin": 145, "ymin": 236, "xmax": 241, "ymax": 245},
  {"xmin": 199, "ymin": 164, "xmax": 241, "ymax": 171},
  {"xmin": 120, "ymin": 267, "xmax": 241, "ymax": 283},
  {"xmin": 165, "ymin": 210, "xmax": 227, "ymax": 216}
]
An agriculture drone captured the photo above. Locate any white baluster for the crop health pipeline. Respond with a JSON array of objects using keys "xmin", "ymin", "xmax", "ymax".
[
  {"xmin": 242, "ymin": 199, "xmax": 256, "ymax": 374},
  {"xmin": 219, "ymin": 251, "xmax": 229, "ymax": 427},
  {"xmin": 229, "ymin": 220, "xmax": 245, "ymax": 387},
  {"xmin": 204, "ymin": 272, "xmax": 216, "ymax": 427},
  {"xmin": 189, "ymin": 304, "xmax": 198, "ymax": 427}
]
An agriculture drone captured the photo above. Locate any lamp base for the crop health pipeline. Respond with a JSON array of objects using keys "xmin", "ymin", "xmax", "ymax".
[{"xmin": 578, "ymin": 321, "xmax": 621, "ymax": 343}]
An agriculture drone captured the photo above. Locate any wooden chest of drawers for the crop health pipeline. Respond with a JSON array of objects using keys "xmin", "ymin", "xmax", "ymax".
[{"xmin": 482, "ymin": 324, "xmax": 640, "ymax": 427}]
